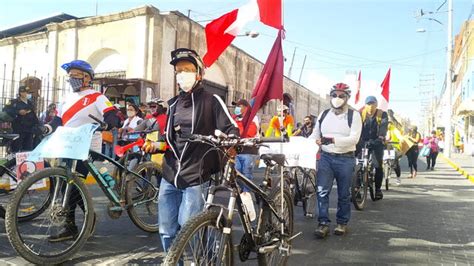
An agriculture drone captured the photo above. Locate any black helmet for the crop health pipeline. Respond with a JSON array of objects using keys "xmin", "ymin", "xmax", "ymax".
[{"xmin": 170, "ymin": 48, "xmax": 205, "ymax": 75}]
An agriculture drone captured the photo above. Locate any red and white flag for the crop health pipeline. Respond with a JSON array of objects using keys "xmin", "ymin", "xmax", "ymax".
[
  {"xmin": 202, "ymin": 0, "xmax": 283, "ymax": 67},
  {"xmin": 355, "ymin": 70, "xmax": 361, "ymax": 105},
  {"xmin": 379, "ymin": 68, "xmax": 391, "ymax": 111}
]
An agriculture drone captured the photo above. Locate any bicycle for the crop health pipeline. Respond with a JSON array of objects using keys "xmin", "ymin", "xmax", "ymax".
[
  {"xmin": 383, "ymin": 141, "xmax": 401, "ymax": 190},
  {"xmin": 351, "ymin": 141, "xmax": 377, "ymax": 210},
  {"xmin": 287, "ymin": 166, "xmax": 317, "ymax": 217},
  {"xmin": 163, "ymin": 133, "xmax": 297, "ymax": 265},
  {"xmin": 1, "ymin": 133, "xmax": 54, "ymax": 221},
  {"xmin": 5, "ymin": 115, "xmax": 162, "ymax": 264}
]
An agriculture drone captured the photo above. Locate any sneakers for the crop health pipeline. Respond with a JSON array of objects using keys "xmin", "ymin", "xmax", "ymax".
[
  {"xmin": 395, "ymin": 178, "xmax": 401, "ymax": 186},
  {"xmin": 48, "ymin": 224, "xmax": 78, "ymax": 242},
  {"xmin": 375, "ymin": 189, "xmax": 383, "ymax": 200},
  {"xmin": 334, "ymin": 224, "xmax": 347, "ymax": 235},
  {"xmin": 314, "ymin": 224, "xmax": 330, "ymax": 239}
]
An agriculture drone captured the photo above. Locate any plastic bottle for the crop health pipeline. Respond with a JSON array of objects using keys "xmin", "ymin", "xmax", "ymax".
[
  {"xmin": 99, "ymin": 167, "xmax": 116, "ymax": 188},
  {"xmin": 240, "ymin": 192, "xmax": 256, "ymax": 222}
]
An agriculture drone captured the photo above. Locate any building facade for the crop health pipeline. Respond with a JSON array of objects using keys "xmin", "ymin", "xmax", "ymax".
[{"xmin": 0, "ymin": 5, "xmax": 329, "ymax": 128}]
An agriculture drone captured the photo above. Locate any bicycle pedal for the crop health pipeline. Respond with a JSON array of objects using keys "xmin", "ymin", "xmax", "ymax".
[{"xmin": 288, "ymin": 231, "xmax": 302, "ymax": 241}]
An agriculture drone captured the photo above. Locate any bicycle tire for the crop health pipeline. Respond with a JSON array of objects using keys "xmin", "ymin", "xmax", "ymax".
[
  {"xmin": 384, "ymin": 162, "xmax": 391, "ymax": 191},
  {"xmin": 301, "ymin": 169, "xmax": 316, "ymax": 217},
  {"xmin": 351, "ymin": 166, "xmax": 367, "ymax": 211},
  {"xmin": 257, "ymin": 185, "xmax": 293, "ymax": 266},
  {"xmin": 368, "ymin": 168, "xmax": 376, "ymax": 201},
  {"xmin": 5, "ymin": 167, "xmax": 94, "ymax": 265},
  {"xmin": 163, "ymin": 210, "xmax": 234, "ymax": 265},
  {"xmin": 125, "ymin": 161, "xmax": 161, "ymax": 233},
  {"xmin": 1, "ymin": 158, "xmax": 54, "ymax": 222}
]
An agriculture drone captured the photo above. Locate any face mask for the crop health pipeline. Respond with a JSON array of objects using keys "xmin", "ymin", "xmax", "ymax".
[
  {"xmin": 127, "ymin": 111, "xmax": 136, "ymax": 117},
  {"xmin": 176, "ymin": 72, "xmax": 197, "ymax": 92},
  {"xmin": 68, "ymin": 77, "xmax": 85, "ymax": 92},
  {"xmin": 27, "ymin": 94, "xmax": 32, "ymax": 100},
  {"xmin": 234, "ymin": 107, "xmax": 242, "ymax": 116},
  {"xmin": 331, "ymin": 97, "xmax": 345, "ymax": 109}
]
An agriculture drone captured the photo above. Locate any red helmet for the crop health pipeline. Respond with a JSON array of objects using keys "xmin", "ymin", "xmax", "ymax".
[{"xmin": 331, "ymin": 83, "xmax": 351, "ymax": 95}]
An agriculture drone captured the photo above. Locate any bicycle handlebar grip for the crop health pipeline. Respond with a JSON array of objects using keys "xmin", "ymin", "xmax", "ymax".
[
  {"xmin": 88, "ymin": 114, "xmax": 107, "ymax": 129},
  {"xmin": 258, "ymin": 137, "xmax": 286, "ymax": 143}
]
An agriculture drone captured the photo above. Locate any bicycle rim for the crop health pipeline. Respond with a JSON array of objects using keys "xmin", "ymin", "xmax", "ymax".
[
  {"xmin": 6, "ymin": 168, "xmax": 93, "ymax": 264},
  {"xmin": 164, "ymin": 211, "xmax": 233, "ymax": 265},
  {"xmin": 352, "ymin": 170, "xmax": 367, "ymax": 210},
  {"xmin": 126, "ymin": 162, "xmax": 160, "ymax": 232}
]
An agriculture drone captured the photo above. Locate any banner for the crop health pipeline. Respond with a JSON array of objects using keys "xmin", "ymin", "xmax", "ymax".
[
  {"xmin": 29, "ymin": 124, "xmax": 99, "ymax": 161},
  {"xmin": 259, "ymin": 136, "xmax": 319, "ymax": 170},
  {"xmin": 15, "ymin": 152, "xmax": 46, "ymax": 190}
]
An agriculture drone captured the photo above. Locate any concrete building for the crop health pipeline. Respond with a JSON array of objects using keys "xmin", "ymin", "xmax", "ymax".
[{"xmin": 0, "ymin": 5, "xmax": 330, "ymax": 129}]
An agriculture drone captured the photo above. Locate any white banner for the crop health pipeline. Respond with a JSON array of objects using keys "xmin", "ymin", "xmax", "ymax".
[{"xmin": 259, "ymin": 136, "xmax": 319, "ymax": 170}]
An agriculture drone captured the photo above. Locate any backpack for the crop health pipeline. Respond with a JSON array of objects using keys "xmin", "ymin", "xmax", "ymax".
[{"xmin": 318, "ymin": 108, "xmax": 355, "ymax": 134}]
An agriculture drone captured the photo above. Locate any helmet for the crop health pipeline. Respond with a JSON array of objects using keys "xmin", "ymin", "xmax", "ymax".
[
  {"xmin": 330, "ymin": 83, "xmax": 351, "ymax": 95},
  {"xmin": 276, "ymin": 105, "xmax": 289, "ymax": 112},
  {"xmin": 170, "ymin": 48, "xmax": 205, "ymax": 75},
  {"xmin": 147, "ymin": 98, "xmax": 166, "ymax": 107},
  {"xmin": 61, "ymin": 60, "xmax": 95, "ymax": 79}
]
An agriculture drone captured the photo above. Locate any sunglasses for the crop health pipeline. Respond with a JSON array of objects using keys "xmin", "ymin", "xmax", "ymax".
[{"xmin": 330, "ymin": 93, "xmax": 347, "ymax": 99}]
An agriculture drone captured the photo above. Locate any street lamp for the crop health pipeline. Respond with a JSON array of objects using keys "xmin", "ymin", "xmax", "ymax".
[{"xmin": 416, "ymin": 0, "xmax": 453, "ymax": 157}]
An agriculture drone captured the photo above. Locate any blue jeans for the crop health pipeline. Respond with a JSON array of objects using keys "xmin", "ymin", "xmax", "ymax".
[
  {"xmin": 158, "ymin": 178, "xmax": 205, "ymax": 252},
  {"xmin": 235, "ymin": 154, "xmax": 257, "ymax": 192},
  {"xmin": 316, "ymin": 153, "xmax": 355, "ymax": 225}
]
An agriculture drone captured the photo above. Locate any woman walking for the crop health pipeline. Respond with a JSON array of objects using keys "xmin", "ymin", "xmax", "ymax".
[
  {"xmin": 405, "ymin": 126, "xmax": 421, "ymax": 178},
  {"xmin": 424, "ymin": 130, "xmax": 439, "ymax": 170}
]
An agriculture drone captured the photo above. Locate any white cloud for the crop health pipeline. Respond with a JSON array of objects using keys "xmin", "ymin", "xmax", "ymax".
[{"xmin": 305, "ymin": 70, "xmax": 334, "ymax": 97}]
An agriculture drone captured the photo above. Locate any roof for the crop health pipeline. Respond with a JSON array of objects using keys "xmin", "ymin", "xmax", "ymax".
[{"xmin": 0, "ymin": 13, "xmax": 77, "ymax": 39}]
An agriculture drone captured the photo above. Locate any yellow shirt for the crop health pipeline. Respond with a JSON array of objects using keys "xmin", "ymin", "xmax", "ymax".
[{"xmin": 265, "ymin": 115, "xmax": 294, "ymax": 137}]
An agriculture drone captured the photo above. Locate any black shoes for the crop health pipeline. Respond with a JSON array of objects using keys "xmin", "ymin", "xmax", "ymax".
[
  {"xmin": 48, "ymin": 223, "xmax": 78, "ymax": 242},
  {"xmin": 375, "ymin": 189, "xmax": 383, "ymax": 200},
  {"xmin": 314, "ymin": 224, "xmax": 330, "ymax": 239}
]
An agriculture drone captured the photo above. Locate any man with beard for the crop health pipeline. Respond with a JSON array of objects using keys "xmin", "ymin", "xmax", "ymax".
[{"xmin": 293, "ymin": 115, "xmax": 314, "ymax": 137}]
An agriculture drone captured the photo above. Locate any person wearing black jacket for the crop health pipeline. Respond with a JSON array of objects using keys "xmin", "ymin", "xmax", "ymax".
[
  {"xmin": 10, "ymin": 86, "xmax": 40, "ymax": 152},
  {"xmin": 144, "ymin": 48, "xmax": 239, "ymax": 252},
  {"xmin": 357, "ymin": 96, "xmax": 389, "ymax": 200}
]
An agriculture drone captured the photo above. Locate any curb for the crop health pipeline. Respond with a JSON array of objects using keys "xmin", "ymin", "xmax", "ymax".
[{"xmin": 440, "ymin": 153, "xmax": 474, "ymax": 184}]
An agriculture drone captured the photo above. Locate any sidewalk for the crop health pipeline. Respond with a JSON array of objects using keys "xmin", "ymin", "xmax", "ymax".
[{"xmin": 441, "ymin": 152, "xmax": 474, "ymax": 183}]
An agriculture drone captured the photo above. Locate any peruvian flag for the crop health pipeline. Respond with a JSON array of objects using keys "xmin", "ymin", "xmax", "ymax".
[
  {"xmin": 379, "ymin": 68, "xmax": 391, "ymax": 111},
  {"xmin": 355, "ymin": 70, "xmax": 361, "ymax": 105},
  {"xmin": 202, "ymin": 0, "xmax": 283, "ymax": 67}
]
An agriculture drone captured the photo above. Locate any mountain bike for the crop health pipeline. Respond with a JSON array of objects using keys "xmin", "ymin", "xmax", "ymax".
[
  {"xmin": 383, "ymin": 141, "xmax": 400, "ymax": 190},
  {"xmin": 5, "ymin": 115, "xmax": 162, "ymax": 265},
  {"xmin": 163, "ymin": 133, "xmax": 297, "ymax": 265},
  {"xmin": 351, "ymin": 141, "xmax": 376, "ymax": 210},
  {"xmin": 1, "ymin": 133, "xmax": 53, "ymax": 221}
]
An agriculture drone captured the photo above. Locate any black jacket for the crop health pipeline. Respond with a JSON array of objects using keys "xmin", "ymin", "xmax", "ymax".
[
  {"xmin": 11, "ymin": 98, "xmax": 39, "ymax": 133},
  {"xmin": 163, "ymin": 86, "xmax": 240, "ymax": 189}
]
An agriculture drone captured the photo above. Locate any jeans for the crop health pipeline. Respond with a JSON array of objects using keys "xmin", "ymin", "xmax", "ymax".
[
  {"xmin": 426, "ymin": 151, "xmax": 438, "ymax": 168},
  {"xmin": 158, "ymin": 178, "xmax": 205, "ymax": 252},
  {"xmin": 316, "ymin": 153, "xmax": 355, "ymax": 225},
  {"xmin": 235, "ymin": 154, "xmax": 257, "ymax": 192},
  {"xmin": 103, "ymin": 128, "xmax": 118, "ymax": 158}
]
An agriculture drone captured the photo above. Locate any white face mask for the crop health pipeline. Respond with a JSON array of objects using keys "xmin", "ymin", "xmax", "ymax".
[
  {"xmin": 127, "ymin": 111, "xmax": 136, "ymax": 118},
  {"xmin": 176, "ymin": 72, "xmax": 197, "ymax": 92},
  {"xmin": 331, "ymin": 97, "xmax": 345, "ymax": 109}
]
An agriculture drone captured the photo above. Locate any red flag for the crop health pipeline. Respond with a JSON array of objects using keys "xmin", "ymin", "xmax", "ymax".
[
  {"xmin": 242, "ymin": 30, "xmax": 284, "ymax": 137},
  {"xmin": 257, "ymin": 0, "xmax": 283, "ymax": 29},
  {"xmin": 203, "ymin": 0, "xmax": 283, "ymax": 67},
  {"xmin": 202, "ymin": 9, "xmax": 239, "ymax": 67},
  {"xmin": 355, "ymin": 70, "xmax": 361, "ymax": 104},
  {"xmin": 381, "ymin": 68, "xmax": 391, "ymax": 102}
]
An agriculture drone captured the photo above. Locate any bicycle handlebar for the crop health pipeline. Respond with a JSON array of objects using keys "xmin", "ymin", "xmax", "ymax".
[
  {"xmin": 186, "ymin": 134, "xmax": 286, "ymax": 148},
  {"xmin": 88, "ymin": 114, "xmax": 107, "ymax": 130}
]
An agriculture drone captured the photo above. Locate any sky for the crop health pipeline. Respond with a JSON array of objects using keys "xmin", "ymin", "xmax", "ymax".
[{"xmin": 1, "ymin": 0, "xmax": 473, "ymax": 125}]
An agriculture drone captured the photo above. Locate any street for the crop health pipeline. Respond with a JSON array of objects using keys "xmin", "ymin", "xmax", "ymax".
[{"xmin": 0, "ymin": 156, "xmax": 473, "ymax": 265}]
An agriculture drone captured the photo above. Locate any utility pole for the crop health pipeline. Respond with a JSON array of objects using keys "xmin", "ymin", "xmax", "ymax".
[
  {"xmin": 287, "ymin": 47, "xmax": 296, "ymax": 79},
  {"xmin": 445, "ymin": 0, "xmax": 453, "ymax": 157},
  {"xmin": 298, "ymin": 55, "xmax": 306, "ymax": 84}
]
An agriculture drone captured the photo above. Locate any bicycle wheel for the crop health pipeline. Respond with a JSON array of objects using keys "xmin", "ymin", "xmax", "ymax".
[
  {"xmin": 384, "ymin": 162, "xmax": 391, "ymax": 191},
  {"xmin": 301, "ymin": 169, "xmax": 316, "ymax": 217},
  {"xmin": 5, "ymin": 167, "xmax": 94, "ymax": 264},
  {"xmin": 0, "ymin": 158, "xmax": 53, "ymax": 222},
  {"xmin": 257, "ymin": 185, "xmax": 293, "ymax": 266},
  {"xmin": 351, "ymin": 166, "xmax": 367, "ymax": 210},
  {"xmin": 163, "ymin": 210, "xmax": 234, "ymax": 265},
  {"xmin": 126, "ymin": 161, "xmax": 161, "ymax": 233}
]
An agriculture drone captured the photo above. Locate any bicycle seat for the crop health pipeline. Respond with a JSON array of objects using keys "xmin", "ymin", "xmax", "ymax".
[
  {"xmin": 260, "ymin": 154, "xmax": 286, "ymax": 167},
  {"xmin": 0, "ymin": 133, "xmax": 19, "ymax": 140}
]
